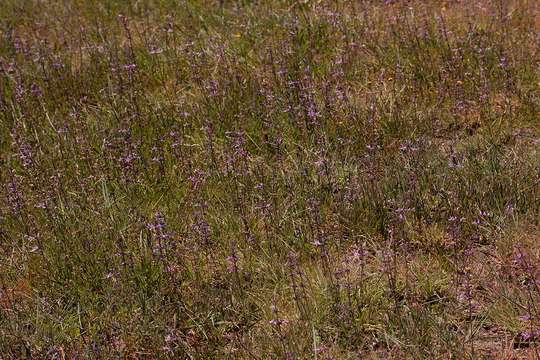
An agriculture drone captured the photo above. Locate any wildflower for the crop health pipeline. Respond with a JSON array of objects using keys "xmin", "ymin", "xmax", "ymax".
[
  {"xmin": 226, "ymin": 247, "xmax": 239, "ymax": 273},
  {"xmin": 312, "ymin": 239, "xmax": 323, "ymax": 247},
  {"xmin": 123, "ymin": 63, "xmax": 137, "ymax": 71},
  {"xmin": 192, "ymin": 215, "xmax": 211, "ymax": 246},
  {"xmin": 35, "ymin": 202, "xmax": 47, "ymax": 209},
  {"xmin": 6, "ymin": 176, "xmax": 24, "ymax": 213},
  {"xmin": 269, "ymin": 318, "xmax": 287, "ymax": 326},
  {"xmin": 15, "ymin": 141, "xmax": 34, "ymax": 169},
  {"xmin": 15, "ymin": 82, "xmax": 25, "ymax": 102},
  {"xmin": 520, "ymin": 330, "xmax": 540, "ymax": 341},
  {"xmin": 188, "ymin": 169, "xmax": 207, "ymax": 190},
  {"xmin": 307, "ymin": 105, "xmax": 320, "ymax": 122},
  {"xmin": 149, "ymin": 47, "xmax": 163, "ymax": 55},
  {"xmin": 29, "ymin": 82, "xmax": 43, "ymax": 98},
  {"xmin": 147, "ymin": 212, "xmax": 173, "ymax": 255},
  {"xmin": 151, "ymin": 146, "xmax": 163, "ymax": 163}
]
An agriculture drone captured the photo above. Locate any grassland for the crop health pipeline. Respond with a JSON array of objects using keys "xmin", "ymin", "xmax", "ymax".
[{"xmin": 0, "ymin": 0, "xmax": 539, "ymax": 358}]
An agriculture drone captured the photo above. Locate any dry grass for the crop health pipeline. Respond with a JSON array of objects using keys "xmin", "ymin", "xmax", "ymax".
[{"xmin": 1, "ymin": 0, "xmax": 539, "ymax": 358}]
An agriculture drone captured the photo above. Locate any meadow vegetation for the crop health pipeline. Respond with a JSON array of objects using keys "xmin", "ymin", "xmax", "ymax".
[{"xmin": 0, "ymin": 0, "xmax": 539, "ymax": 358}]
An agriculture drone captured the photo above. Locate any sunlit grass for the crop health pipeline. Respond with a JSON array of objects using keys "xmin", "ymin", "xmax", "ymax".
[{"xmin": 0, "ymin": 0, "xmax": 539, "ymax": 358}]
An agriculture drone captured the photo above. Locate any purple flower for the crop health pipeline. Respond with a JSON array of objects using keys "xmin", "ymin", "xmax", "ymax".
[
  {"xmin": 146, "ymin": 212, "xmax": 173, "ymax": 255},
  {"xmin": 226, "ymin": 251, "xmax": 238, "ymax": 273},
  {"xmin": 6, "ymin": 176, "xmax": 24, "ymax": 213},
  {"xmin": 520, "ymin": 330, "xmax": 540, "ymax": 341},
  {"xmin": 269, "ymin": 318, "xmax": 288, "ymax": 326},
  {"xmin": 188, "ymin": 169, "xmax": 207, "ymax": 190},
  {"xmin": 518, "ymin": 314, "xmax": 533, "ymax": 322},
  {"xmin": 192, "ymin": 215, "xmax": 211, "ymax": 246},
  {"xmin": 123, "ymin": 63, "xmax": 137, "ymax": 71}
]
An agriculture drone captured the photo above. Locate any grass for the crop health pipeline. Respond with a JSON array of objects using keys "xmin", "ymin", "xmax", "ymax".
[{"xmin": 0, "ymin": 0, "xmax": 539, "ymax": 358}]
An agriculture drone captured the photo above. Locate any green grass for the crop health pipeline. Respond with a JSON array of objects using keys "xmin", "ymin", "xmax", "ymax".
[{"xmin": 0, "ymin": 0, "xmax": 539, "ymax": 358}]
